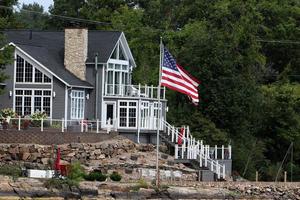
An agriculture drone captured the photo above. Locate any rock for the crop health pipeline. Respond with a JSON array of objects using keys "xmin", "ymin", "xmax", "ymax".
[
  {"xmin": 41, "ymin": 158, "xmax": 49, "ymax": 165},
  {"xmin": 79, "ymin": 182, "xmax": 98, "ymax": 196},
  {"xmin": 130, "ymin": 155, "xmax": 138, "ymax": 161},
  {"xmin": 99, "ymin": 154, "xmax": 106, "ymax": 159},
  {"xmin": 125, "ymin": 168, "xmax": 133, "ymax": 174},
  {"xmin": 70, "ymin": 143, "xmax": 83, "ymax": 149},
  {"xmin": 119, "ymin": 156, "xmax": 126, "ymax": 161},
  {"xmin": 67, "ymin": 152, "xmax": 76, "ymax": 157}
]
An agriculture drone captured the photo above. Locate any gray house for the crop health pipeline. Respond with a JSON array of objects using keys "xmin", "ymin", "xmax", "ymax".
[{"xmin": 0, "ymin": 28, "xmax": 167, "ymax": 143}]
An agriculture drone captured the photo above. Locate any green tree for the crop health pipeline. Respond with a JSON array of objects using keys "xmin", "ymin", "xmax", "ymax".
[
  {"xmin": 0, "ymin": 0, "xmax": 16, "ymax": 94},
  {"xmin": 14, "ymin": 3, "xmax": 49, "ymax": 29}
]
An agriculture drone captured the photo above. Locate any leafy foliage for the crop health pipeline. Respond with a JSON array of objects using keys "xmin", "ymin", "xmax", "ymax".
[
  {"xmin": 109, "ymin": 171, "xmax": 122, "ymax": 182},
  {"xmin": 84, "ymin": 171, "xmax": 107, "ymax": 182}
]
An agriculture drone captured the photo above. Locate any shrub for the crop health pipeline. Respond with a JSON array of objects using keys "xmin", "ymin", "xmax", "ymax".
[
  {"xmin": 110, "ymin": 171, "xmax": 122, "ymax": 182},
  {"xmin": 84, "ymin": 171, "xmax": 107, "ymax": 182},
  {"xmin": 0, "ymin": 165, "xmax": 22, "ymax": 178},
  {"xmin": 44, "ymin": 178, "xmax": 78, "ymax": 189},
  {"xmin": 0, "ymin": 108, "xmax": 17, "ymax": 119},
  {"xmin": 132, "ymin": 178, "xmax": 149, "ymax": 191},
  {"xmin": 31, "ymin": 111, "xmax": 47, "ymax": 127},
  {"xmin": 67, "ymin": 162, "xmax": 85, "ymax": 182}
]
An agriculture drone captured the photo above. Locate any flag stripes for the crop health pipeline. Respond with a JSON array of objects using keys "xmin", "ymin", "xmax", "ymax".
[{"xmin": 160, "ymin": 47, "xmax": 200, "ymax": 105}]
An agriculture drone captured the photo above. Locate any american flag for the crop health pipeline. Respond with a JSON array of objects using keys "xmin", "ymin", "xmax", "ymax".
[{"xmin": 161, "ymin": 47, "xmax": 200, "ymax": 105}]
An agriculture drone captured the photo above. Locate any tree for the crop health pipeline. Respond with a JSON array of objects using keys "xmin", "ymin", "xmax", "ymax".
[
  {"xmin": 14, "ymin": 3, "xmax": 49, "ymax": 30},
  {"xmin": 0, "ymin": 0, "xmax": 16, "ymax": 94}
]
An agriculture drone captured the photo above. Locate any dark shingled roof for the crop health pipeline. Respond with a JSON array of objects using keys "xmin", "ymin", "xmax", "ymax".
[{"xmin": 2, "ymin": 30, "xmax": 122, "ymax": 87}]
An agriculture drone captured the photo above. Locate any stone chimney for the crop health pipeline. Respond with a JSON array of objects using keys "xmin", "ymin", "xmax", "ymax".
[{"xmin": 64, "ymin": 28, "xmax": 88, "ymax": 80}]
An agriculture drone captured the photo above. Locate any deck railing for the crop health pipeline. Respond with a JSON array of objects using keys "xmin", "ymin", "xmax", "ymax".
[
  {"xmin": 105, "ymin": 84, "xmax": 166, "ymax": 99},
  {"xmin": 0, "ymin": 117, "xmax": 117, "ymax": 133},
  {"xmin": 161, "ymin": 119, "xmax": 231, "ymax": 179}
]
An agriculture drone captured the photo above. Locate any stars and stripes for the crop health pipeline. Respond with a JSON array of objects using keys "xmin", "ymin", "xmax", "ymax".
[{"xmin": 161, "ymin": 47, "xmax": 200, "ymax": 105}]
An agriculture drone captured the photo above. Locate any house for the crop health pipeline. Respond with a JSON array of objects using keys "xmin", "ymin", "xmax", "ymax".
[
  {"xmin": 0, "ymin": 28, "xmax": 232, "ymax": 180},
  {"xmin": 0, "ymin": 28, "xmax": 167, "ymax": 143}
]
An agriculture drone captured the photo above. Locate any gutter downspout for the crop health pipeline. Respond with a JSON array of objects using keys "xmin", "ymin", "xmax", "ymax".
[{"xmin": 95, "ymin": 53, "xmax": 99, "ymax": 119}]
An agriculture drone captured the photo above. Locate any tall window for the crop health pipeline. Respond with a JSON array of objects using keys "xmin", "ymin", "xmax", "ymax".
[
  {"xmin": 106, "ymin": 63, "xmax": 129, "ymax": 95},
  {"xmin": 70, "ymin": 90, "xmax": 85, "ymax": 119},
  {"xmin": 106, "ymin": 41, "xmax": 129, "ymax": 96},
  {"xmin": 15, "ymin": 54, "xmax": 52, "ymax": 83},
  {"xmin": 14, "ymin": 89, "xmax": 51, "ymax": 117},
  {"xmin": 119, "ymin": 101, "xmax": 137, "ymax": 128},
  {"xmin": 141, "ymin": 101, "xmax": 150, "ymax": 128}
]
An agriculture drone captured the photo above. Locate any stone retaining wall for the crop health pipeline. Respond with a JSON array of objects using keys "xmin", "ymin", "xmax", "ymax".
[{"xmin": 0, "ymin": 129, "xmax": 117, "ymax": 145}]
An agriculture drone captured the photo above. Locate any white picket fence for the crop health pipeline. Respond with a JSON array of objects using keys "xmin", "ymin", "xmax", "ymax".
[{"xmin": 0, "ymin": 117, "xmax": 117, "ymax": 133}]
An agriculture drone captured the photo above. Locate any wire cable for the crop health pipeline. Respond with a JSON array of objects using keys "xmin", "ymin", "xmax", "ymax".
[{"xmin": 0, "ymin": 5, "xmax": 111, "ymax": 26}]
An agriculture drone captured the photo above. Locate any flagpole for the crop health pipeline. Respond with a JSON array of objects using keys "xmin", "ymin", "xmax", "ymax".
[{"xmin": 156, "ymin": 37, "xmax": 163, "ymax": 187}]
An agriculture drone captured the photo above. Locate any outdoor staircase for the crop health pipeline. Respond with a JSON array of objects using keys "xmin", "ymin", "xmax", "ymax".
[{"xmin": 160, "ymin": 119, "xmax": 232, "ymax": 181}]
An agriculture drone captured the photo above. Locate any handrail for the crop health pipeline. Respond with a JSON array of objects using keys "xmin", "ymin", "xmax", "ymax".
[{"xmin": 161, "ymin": 119, "xmax": 227, "ymax": 179}]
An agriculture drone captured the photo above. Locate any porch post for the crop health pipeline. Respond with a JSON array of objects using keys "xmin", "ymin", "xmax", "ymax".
[
  {"xmin": 96, "ymin": 119, "xmax": 99, "ymax": 133},
  {"xmin": 215, "ymin": 145, "xmax": 218, "ymax": 159},
  {"xmin": 137, "ymin": 98, "xmax": 141, "ymax": 143},
  {"xmin": 18, "ymin": 116, "xmax": 21, "ymax": 131},
  {"xmin": 222, "ymin": 145, "xmax": 224, "ymax": 160}
]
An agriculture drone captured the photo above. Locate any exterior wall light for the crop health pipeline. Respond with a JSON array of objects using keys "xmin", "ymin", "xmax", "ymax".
[
  {"xmin": 9, "ymin": 91, "xmax": 12, "ymax": 97},
  {"xmin": 53, "ymin": 91, "xmax": 56, "ymax": 98},
  {"xmin": 86, "ymin": 93, "xmax": 90, "ymax": 100}
]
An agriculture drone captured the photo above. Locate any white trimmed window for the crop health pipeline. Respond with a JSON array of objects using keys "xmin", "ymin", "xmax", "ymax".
[
  {"xmin": 70, "ymin": 90, "xmax": 85, "ymax": 119},
  {"xmin": 106, "ymin": 41, "xmax": 130, "ymax": 96},
  {"xmin": 106, "ymin": 63, "xmax": 129, "ymax": 95},
  {"xmin": 14, "ymin": 89, "xmax": 51, "ymax": 117},
  {"xmin": 119, "ymin": 101, "xmax": 137, "ymax": 128},
  {"xmin": 16, "ymin": 54, "xmax": 52, "ymax": 83}
]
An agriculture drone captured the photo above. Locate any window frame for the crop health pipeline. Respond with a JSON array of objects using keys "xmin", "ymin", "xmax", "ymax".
[
  {"xmin": 118, "ymin": 100, "xmax": 138, "ymax": 129},
  {"xmin": 70, "ymin": 90, "xmax": 85, "ymax": 120},
  {"xmin": 15, "ymin": 54, "xmax": 52, "ymax": 84},
  {"xmin": 14, "ymin": 88, "xmax": 52, "ymax": 117}
]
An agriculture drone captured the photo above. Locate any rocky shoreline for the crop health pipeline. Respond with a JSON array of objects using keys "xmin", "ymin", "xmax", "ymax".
[{"xmin": 0, "ymin": 175, "xmax": 299, "ymax": 199}]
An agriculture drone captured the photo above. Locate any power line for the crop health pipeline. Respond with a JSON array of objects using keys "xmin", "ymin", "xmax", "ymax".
[
  {"xmin": 257, "ymin": 39, "xmax": 300, "ymax": 45},
  {"xmin": 0, "ymin": 5, "xmax": 111, "ymax": 26}
]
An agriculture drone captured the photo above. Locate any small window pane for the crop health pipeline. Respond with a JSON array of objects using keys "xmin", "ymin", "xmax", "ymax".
[
  {"xmin": 115, "ymin": 64, "xmax": 121, "ymax": 70},
  {"xmin": 108, "ymin": 63, "xmax": 114, "ymax": 69},
  {"xmin": 35, "ymin": 69, "xmax": 43, "ymax": 82},
  {"xmin": 122, "ymin": 65, "xmax": 127, "ymax": 70},
  {"xmin": 24, "ymin": 90, "xmax": 32, "ymax": 95},
  {"xmin": 24, "ymin": 62, "xmax": 33, "ymax": 82},
  {"xmin": 16, "ymin": 90, "xmax": 23, "ymax": 95},
  {"xmin": 119, "ymin": 45, "xmax": 126, "ymax": 60},
  {"xmin": 43, "ymin": 91, "xmax": 51, "ymax": 96},
  {"xmin": 111, "ymin": 46, "xmax": 117, "ymax": 59},
  {"xmin": 44, "ymin": 74, "xmax": 51, "ymax": 83},
  {"xmin": 34, "ymin": 90, "xmax": 42, "ymax": 95},
  {"xmin": 16, "ymin": 55, "xmax": 24, "ymax": 82}
]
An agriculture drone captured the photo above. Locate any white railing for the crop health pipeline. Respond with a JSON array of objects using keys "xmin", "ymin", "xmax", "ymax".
[
  {"xmin": 0, "ymin": 117, "xmax": 117, "ymax": 133},
  {"xmin": 161, "ymin": 119, "xmax": 230, "ymax": 179},
  {"xmin": 105, "ymin": 84, "xmax": 166, "ymax": 99},
  {"xmin": 140, "ymin": 117, "xmax": 164, "ymax": 130}
]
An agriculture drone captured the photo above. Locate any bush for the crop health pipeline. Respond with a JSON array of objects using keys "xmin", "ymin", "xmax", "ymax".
[
  {"xmin": 0, "ymin": 165, "xmax": 22, "ymax": 178},
  {"xmin": 132, "ymin": 178, "xmax": 149, "ymax": 191},
  {"xmin": 67, "ymin": 162, "xmax": 85, "ymax": 182},
  {"xmin": 31, "ymin": 111, "xmax": 47, "ymax": 127},
  {"xmin": 84, "ymin": 171, "xmax": 107, "ymax": 182},
  {"xmin": 110, "ymin": 171, "xmax": 122, "ymax": 182},
  {"xmin": 44, "ymin": 178, "xmax": 78, "ymax": 189},
  {"xmin": 0, "ymin": 108, "xmax": 17, "ymax": 119}
]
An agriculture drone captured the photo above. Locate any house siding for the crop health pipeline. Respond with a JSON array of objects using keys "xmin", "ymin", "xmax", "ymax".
[
  {"xmin": 52, "ymin": 77, "xmax": 66, "ymax": 119},
  {"xmin": 0, "ymin": 63, "xmax": 14, "ymax": 109}
]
